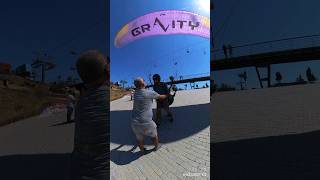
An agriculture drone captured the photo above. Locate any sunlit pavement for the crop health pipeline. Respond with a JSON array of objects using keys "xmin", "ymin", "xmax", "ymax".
[
  {"xmin": 111, "ymin": 88, "xmax": 210, "ymax": 180},
  {"xmin": 0, "ymin": 88, "xmax": 210, "ymax": 179}
]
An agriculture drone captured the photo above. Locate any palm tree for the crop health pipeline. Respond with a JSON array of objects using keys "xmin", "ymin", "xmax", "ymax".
[
  {"xmin": 296, "ymin": 74, "xmax": 304, "ymax": 83},
  {"xmin": 169, "ymin": 76, "xmax": 174, "ymax": 82},
  {"xmin": 238, "ymin": 71, "xmax": 248, "ymax": 90},
  {"xmin": 66, "ymin": 76, "xmax": 73, "ymax": 84},
  {"xmin": 306, "ymin": 67, "xmax": 316, "ymax": 82},
  {"xmin": 238, "ymin": 73, "xmax": 244, "ymax": 90},
  {"xmin": 119, "ymin": 80, "xmax": 127, "ymax": 88},
  {"xmin": 275, "ymin": 72, "xmax": 282, "ymax": 84},
  {"xmin": 148, "ymin": 74, "xmax": 152, "ymax": 84}
]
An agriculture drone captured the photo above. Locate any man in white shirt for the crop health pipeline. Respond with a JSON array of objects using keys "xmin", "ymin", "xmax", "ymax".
[
  {"xmin": 66, "ymin": 90, "xmax": 76, "ymax": 122},
  {"xmin": 131, "ymin": 77, "xmax": 167, "ymax": 153}
]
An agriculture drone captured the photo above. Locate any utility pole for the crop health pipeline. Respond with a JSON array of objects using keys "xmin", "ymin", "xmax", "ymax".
[
  {"xmin": 210, "ymin": 2, "xmax": 214, "ymax": 48},
  {"xmin": 70, "ymin": 50, "xmax": 79, "ymax": 84},
  {"xmin": 31, "ymin": 50, "xmax": 55, "ymax": 83}
]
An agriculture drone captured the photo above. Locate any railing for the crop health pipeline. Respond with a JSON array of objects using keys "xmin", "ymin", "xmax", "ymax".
[
  {"xmin": 146, "ymin": 72, "xmax": 211, "ymax": 88},
  {"xmin": 212, "ymin": 34, "xmax": 320, "ymax": 60},
  {"xmin": 161, "ymin": 72, "xmax": 211, "ymax": 82}
]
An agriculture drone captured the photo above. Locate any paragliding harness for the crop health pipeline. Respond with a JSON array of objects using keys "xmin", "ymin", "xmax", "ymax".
[
  {"xmin": 153, "ymin": 82, "xmax": 177, "ymax": 106},
  {"xmin": 167, "ymin": 80, "xmax": 177, "ymax": 106},
  {"xmin": 152, "ymin": 74, "xmax": 177, "ymax": 106}
]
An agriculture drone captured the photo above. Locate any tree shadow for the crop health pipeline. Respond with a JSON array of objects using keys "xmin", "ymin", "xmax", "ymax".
[
  {"xmin": 212, "ymin": 130, "xmax": 320, "ymax": 180},
  {"xmin": 0, "ymin": 153, "xmax": 71, "ymax": 180},
  {"xmin": 110, "ymin": 103, "xmax": 210, "ymax": 145}
]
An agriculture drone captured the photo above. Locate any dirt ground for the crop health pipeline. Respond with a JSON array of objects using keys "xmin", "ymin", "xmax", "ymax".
[
  {"xmin": 110, "ymin": 85, "xmax": 131, "ymax": 101},
  {"xmin": 0, "ymin": 87, "xmax": 66, "ymax": 127},
  {"xmin": 0, "ymin": 75, "xmax": 67, "ymax": 126}
]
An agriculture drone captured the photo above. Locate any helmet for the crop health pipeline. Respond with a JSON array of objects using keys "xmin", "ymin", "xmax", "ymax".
[{"xmin": 152, "ymin": 74, "xmax": 161, "ymax": 80}]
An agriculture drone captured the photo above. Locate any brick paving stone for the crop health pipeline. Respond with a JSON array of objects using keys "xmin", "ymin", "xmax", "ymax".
[
  {"xmin": 111, "ymin": 89, "xmax": 210, "ymax": 179},
  {"xmin": 212, "ymin": 84, "xmax": 320, "ymax": 179}
]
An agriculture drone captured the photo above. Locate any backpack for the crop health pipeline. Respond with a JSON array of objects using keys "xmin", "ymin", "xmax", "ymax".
[
  {"xmin": 168, "ymin": 93, "xmax": 176, "ymax": 105},
  {"xmin": 154, "ymin": 82, "xmax": 177, "ymax": 106}
]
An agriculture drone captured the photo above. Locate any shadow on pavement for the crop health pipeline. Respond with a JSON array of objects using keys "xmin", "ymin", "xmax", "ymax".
[
  {"xmin": 110, "ymin": 103, "xmax": 210, "ymax": 146},
  {"xmin": 0, "ymin": 153, "xmax": 71, "ymax": 180},
  {"xmin": 110, "ymin": 146, "xmax": 153, "ymax": 165},
  {"xmin": 212, "ymin": 130, "xmax": 320, "ymax": 180},
  {"xmin": 50, "ymin": 120, "xmax": 75, "ymax": 127}
]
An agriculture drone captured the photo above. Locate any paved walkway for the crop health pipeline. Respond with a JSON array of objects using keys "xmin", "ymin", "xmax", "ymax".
[
  {"xmin": 0, "ymin": 110, "xmax": 74, "ymax": 180},
  {"xmin": 212, "ymin": 83, "xmax": 320, "ymax": 180},
  {"xmin": 212, "ymin": 83, "xmax": 320, "ymax": 143},
  {"xmin": 0, "ymin": 88, "xmax": 210, "ymax": 180},
  {"xmin": 111, "ymin": 88, "xmax": 210, "ymax": 180}
]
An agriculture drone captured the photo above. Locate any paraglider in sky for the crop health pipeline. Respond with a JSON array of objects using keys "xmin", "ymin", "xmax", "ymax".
[
  {"xmin": 114, "ymin": 10, "xmax": 210, "ymax": 48},
  {"xmin": 70, "ymin": 49, "xmax": 77, "ymax": 55}
]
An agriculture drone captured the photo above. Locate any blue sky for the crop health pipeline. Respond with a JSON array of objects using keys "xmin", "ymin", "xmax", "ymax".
[
  {"xmin": 212, "ymin": 0, "xmax": 320, "ymax": 89},
  {"xmin": 0, "ymin": 0, "xmax": 106, "ymax": 82},
  {"xmin": 110, "ymin": 0, "xmax": 210, "ymax": 88}
]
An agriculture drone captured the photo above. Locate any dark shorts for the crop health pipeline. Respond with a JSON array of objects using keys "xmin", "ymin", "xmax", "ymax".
[
  {"xmin": 67, "ymin": 106, "xmax": 74, "ymax": 116},
  {"xmin": 156, "ymin": 99, "xmax": 169, "ymax": 109}
]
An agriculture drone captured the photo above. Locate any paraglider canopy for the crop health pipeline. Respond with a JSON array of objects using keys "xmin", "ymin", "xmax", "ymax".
[{"xmin": 114, "ymin": 10, "xmax": 210, "ymax": 48}]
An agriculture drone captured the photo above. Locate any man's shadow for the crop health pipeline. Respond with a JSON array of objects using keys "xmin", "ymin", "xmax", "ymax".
[
  {"xmin": 213, "ymin": 130, "xmax": 320, "ymax": 180},
  {"xmin": 110, "ymin": 103, "xmax": 209, "ymax": 165},
  {"xmin": 50, "ymin": 120, "xmax": 75, "ymax": 127},
  {"xmin": 110, "ymin": 144, "xmax": 153, "ymax": 165},
  {"xmin": 0, "ymin": 153, "xmax": 71, "ymax": 180},
  {"xmin": 110, "ymin": 103, "xmax": 210, "ymax": 146}
]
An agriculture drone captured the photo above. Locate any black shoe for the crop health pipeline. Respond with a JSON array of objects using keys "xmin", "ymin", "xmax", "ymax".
[
  {"xmin": 153, "ymin": 143, "xmax": 163, "ymax": 151},
  {"xmin": 140, "ymin": 148, "xmax": 147, "ymax": 155},
  {"xmin": 156, "ymin": 122, "xmax": 160, "ymax": 128},
  {"xmin": 155, "ymin": 120, "xmax": 161, "ymax": 127}
]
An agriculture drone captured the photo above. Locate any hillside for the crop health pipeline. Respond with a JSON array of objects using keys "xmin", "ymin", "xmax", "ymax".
[
  {"xmin": 110, "ymin": 84, "xmax": 131, "ymax": 101},
  {"xmin": 0, "ymin": 74, "xmax": 67, "ymax": 126},
  {"xmin": 0, "ymin": 74, "xmax": 131, "ymax": 126}
]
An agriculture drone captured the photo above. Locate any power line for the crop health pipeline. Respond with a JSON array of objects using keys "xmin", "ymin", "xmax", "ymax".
[
  {"xmin": 212, "ymin": 33, "xmax": 320, "ymax": 53},
  {"xmin": 140, "ymin": 39, "xmax": 209, "ymax": 76},
  {"xmin": 150, "ymin": 39, "xmax": 208, "ymax": 63},
  {"xmin": 213, "ymin": 0, "xmax": 241, "ymax": 44},
  {"xmin": 49, "ymin": 18, "xmax": 106, "ymax": 54},
  {"xmin": 31, "ymin": 18, "xmax": 106, "ymax": 81}
]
